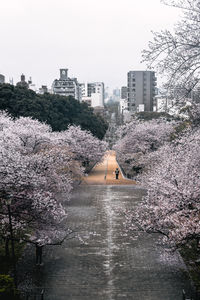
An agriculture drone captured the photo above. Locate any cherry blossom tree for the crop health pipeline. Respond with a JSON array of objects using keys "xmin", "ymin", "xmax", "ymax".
[
  {"xmin": 52, "ymin": 125, "xmax": 108, "ymax": 166},
  {"xmin": 0, "ymin": 112, "xmax": 107, "ymax": 256},
  {"xmin": 114, "ymin": 119, "xmax": 177, "ymax": 177},
  {"xmin": 142, "ymin": 0, "xmax": 200, "ymax": 97},
  {"xmin": 0, "ymin": 118, "xmax": 73, "ymax": 251},
  {"xmin": 114, "ymin": 112, "xmax": 200, "ymax": 249},
  {"xmin": 126, "ymin": 127, "xmax": 200, "ymax": 249},
  {"xmin": 118, "ymin": 0, "xmax": 200, "ymax": 253},
  {"xmin": 180, "ymin": 101, "xmax": 200, "ymax": 127}
]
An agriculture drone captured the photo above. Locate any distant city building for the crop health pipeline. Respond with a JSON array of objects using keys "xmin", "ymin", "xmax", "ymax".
[
  {"xmin": 9, "ymin": 78, "xmax": 14, "ymax": 85},
  {"xmin": 127, "ymin": 71, "xmax": 157, "ymax": 112},
  {"xmin": 81, "ymin": 96, "xmax": 92, "ymax": 106},
  {"xmin": 38, "ymin": 85, "xmax": 48, "ymax": 94},
  {"xmin": 0, "ymin": 74, "xmax": 5, "ymax": 84},
  {"xmin": 121, "ymin": 86, "xmax": 128, "ymax": 99},
  {"xmin": 52, "ymin": 69, "xmax": 81, "ymax": 101},
  {"xmin": 113, "ymin": 88, "xmax": 120, "ymax": 97},
  {"xmin": 28, "ymin": 77, "xmax": 32, "ymax": 85},
  {"xmin": 27, "ymin": 77, "xmax": 37, "ymax": 92},
  {"xmin": 16, "ymin": 74, "xmax": 29, "ymax": 88},
  {"xmin": 104, "ymin": 86, "xmax": 110, "ymax": 102},
  {"xmin": 91, "ymin": 93, "xmax": 103, "ymax": 107},
  {"xmin": 81, "ymin": 82, "xmax": 104, "ymax": 107},
  {"xmin": 112, "ymin": 88, "xmax": 121, "ymax": 102},
  {"xmin": 156, "ymin": 97, "xmax": 169, "ymax": 112},
  {"xmin": 119, "ymin": 98, "xmax": 128, "ymax": 113}
]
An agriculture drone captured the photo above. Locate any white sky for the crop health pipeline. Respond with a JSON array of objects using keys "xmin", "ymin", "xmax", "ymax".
[{"xmin": 0, "ymin": 0, "xmax": 181, "ymax": 90}]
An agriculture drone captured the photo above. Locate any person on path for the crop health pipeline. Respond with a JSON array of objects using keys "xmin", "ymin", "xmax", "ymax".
[{"xmin": 115, "ymin": 168, "xmax": 119, "ymax": 180}]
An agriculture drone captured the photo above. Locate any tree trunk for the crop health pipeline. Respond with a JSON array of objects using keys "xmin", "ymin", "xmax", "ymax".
[
  {"xmin": 5, "ymin": 237, "xmax": 10, "ymax": 257},
  {"xmin": 196, "ymin": 237, "xmax": 200, "ymax": 249}
]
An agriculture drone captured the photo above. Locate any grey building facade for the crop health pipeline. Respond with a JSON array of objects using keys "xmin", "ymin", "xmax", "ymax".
[
  {"xmin": 127, "ymin": 71, "xmax": 157, "ymax": 112},
  {"xmin": 52, "ymin": 69, "xmax": 81, "ymax": 101},
  {"xmin": 121, "ymin": 86, "xmax": 128, "ymax": 99},
  {"xmin": 0, "ymin": 74, "xmax": 5, "ymax": 84}
]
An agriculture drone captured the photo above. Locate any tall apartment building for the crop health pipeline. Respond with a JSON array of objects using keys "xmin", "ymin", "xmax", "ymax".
[
  {"xmin": 52, "ymin": 69, "xmax": 81, "ymax": 101},
  {"xmin": 127, "ymin": 71, "xmax": 157, "ymax": 112},
  {"xmin": 80, "ymin": 82, "xmax": 104, "ymax": 107}
]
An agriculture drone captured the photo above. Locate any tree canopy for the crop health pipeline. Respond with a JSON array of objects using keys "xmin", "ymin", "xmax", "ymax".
[
  {"xmin": 0, "ymin": 112, "xmax": 107, "ymax": 249},
  {"xmin": 0, "ymin": 84, "xmax": 108, "ymax": 139},
  {"xmin": 142, "ymin": 0, "xmax": 200, "ymax": 98}
]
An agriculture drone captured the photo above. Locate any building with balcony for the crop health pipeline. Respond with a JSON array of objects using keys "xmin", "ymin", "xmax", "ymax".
[
  {"xmin": 127, "ymin": 71, "xmax": 157, "ymax": 112},
  {"xmin": 80, "ymin": 82, "xmax": 104, "ymax": 107},
  {"xmin": 52, "ymin": 69, "xmax": 81, "ymax": 101}
]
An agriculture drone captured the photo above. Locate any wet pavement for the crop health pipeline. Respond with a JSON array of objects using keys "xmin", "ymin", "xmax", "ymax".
[{"xmin": 19, "ymin": 184, "xmax": 193, "ymax": 299}]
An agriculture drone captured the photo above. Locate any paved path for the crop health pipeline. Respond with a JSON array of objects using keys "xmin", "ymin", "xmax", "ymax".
[
  {"xmin": 82, "ymin": 151, "xmax": 136, "ymax": 185},
  {"xmin": 18, "ymin": 153, "xmax": 193, "ymax": 299}
]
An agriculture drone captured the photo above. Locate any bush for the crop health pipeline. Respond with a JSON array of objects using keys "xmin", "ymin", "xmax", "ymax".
[{"xmin": 0, "ymin": 275, "xmax": 19, "ymax": 299}]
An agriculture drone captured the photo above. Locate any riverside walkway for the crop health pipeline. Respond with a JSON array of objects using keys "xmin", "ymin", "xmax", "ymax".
[{"xmin": 18, "ymin": 151, "xmax": 193, "ymax": 299}]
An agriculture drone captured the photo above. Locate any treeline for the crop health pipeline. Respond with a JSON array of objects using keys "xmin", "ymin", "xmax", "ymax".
[
  {"xmin": 0, "ymin": 84, "xmax": 108, "ymax": 139},
  {"xmin": 114, "ymin": 104, "xmax": 200, "ymax": 252},
  {"xmin": 0, "ymin": 112, "xmax": 108, "ymax": 296}
]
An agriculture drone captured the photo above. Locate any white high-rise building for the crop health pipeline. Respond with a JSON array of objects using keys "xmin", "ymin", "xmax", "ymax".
[
  {"xmin": 119, "ymin": 98, "xmax": 128, "ymax": 113},
  {"xmin": 52, "ymin": 69, "xmax": 82, "ymax": 101},
  {"xmin": 81, "ymin": 82, "xmax": 104, "ymax": 107},
  {"xmin": 127, "ymin": 71, "xmax": 157, "ymax": 112}
]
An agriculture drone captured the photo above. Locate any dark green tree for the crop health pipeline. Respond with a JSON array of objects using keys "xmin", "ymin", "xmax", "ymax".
[{"xmin": 0, "ymin": 84, "xmax": 108, "ymax": 139}]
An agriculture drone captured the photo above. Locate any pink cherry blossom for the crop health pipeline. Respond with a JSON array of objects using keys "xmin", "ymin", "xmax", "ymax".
[{"xmin": 0, "ymin": 111, "xmax": 107, "ymax": 247}]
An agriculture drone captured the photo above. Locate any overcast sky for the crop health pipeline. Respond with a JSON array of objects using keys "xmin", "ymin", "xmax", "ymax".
[{"xmin": 0, "ymin": 0, "xmax": 181, "ymax": 90}]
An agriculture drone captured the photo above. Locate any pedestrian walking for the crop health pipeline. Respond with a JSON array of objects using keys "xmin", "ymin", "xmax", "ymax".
[{"xmin": 115, "ymin": 168, "xmax": 119, "ymax": 180}]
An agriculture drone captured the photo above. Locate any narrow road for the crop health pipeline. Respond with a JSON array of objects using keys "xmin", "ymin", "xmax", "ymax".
[{"xmin": 19, "ymin": 152, "xmax": 193, "ymax": 299}]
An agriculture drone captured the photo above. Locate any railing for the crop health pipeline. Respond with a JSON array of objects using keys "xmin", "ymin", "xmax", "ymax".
[{"xmin": 116, "ymin": 158, "xmax": 133, "ymax": 180}]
